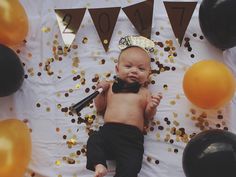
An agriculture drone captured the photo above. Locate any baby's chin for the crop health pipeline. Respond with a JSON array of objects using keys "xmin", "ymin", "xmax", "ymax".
[{"xmin": 126, "ymin": 78, "xmax": 143, "ymax": 85}]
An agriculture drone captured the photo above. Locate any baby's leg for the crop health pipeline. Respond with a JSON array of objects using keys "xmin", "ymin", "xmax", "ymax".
[
  {"xmin": 113, "ymin": 125, "xmax": 144, "ymax": 177},
  {"xmin": 94, "ymin": 164, "xmax": 108, "ymax": 177},
  {"xmin": 115, "ymin": 148, "xmax": 143, "ymax": 177},
  {"xmin": 86, "ymin": 131, "xmax": 107, "ymax": 172}
]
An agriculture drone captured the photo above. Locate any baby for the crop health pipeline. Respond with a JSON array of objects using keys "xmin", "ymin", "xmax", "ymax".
[{"xmin": 86, "ymin": 36, "xmax": 162, "ymax": 177}]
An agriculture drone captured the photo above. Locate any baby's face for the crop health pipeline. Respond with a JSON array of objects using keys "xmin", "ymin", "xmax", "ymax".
[{"xmin": 116, "ymin": 47, "xmax": 151, "ymax": 85}]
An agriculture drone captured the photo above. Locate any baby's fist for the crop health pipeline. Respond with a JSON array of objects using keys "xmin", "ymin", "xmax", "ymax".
[
  {"xmin": 148, "ymin": 92, "xmax": 162, "ymax": 109},
  {"xmin": 97, "ymin": 80, "xmax": 110, "ymax": 92}
]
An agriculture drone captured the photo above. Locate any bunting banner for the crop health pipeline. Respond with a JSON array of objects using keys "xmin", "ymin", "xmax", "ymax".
[
  {"xmin": 54, "ymin": 1, "xmax": 198, "ymax": 51},
  {"xmin": 122, "ymin": 0, "xmax": 154, "ymax": 39},
  {"xmin": 55, "ymin": 8, "xmax": 86, "ymax": 47},
  {"xmin": 88, "ymin": 7, "xmax": 121, "ymax": 52},
  {"xmin": 164, "ymin": 1, "xmax": 197, "ymax": 46}
]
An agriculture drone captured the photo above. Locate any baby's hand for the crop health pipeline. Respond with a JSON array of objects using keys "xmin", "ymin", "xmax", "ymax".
[
  {"xmin": 97, "ymin": 80, "xmax": 110, "ymax": 92},
  {"xmin": 147, "ymin": 92, "xmax": 162, "ymax": 109}
]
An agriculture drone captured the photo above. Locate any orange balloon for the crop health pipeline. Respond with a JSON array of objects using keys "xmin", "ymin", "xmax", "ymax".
[
  {"xmin": 183, "ymin": 60, "xmax": 236, "ymax": 109},
  {"xmin": 0, "ymin": 0, "xmax": 28, "ymax": 45},
  {"xmin": 0, "ymin": 119, "xmax": 31, "ymax": 177}
]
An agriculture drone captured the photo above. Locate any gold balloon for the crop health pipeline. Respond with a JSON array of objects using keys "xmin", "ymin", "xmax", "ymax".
[
  {"xmin": 0, "ymin": 119, "xmax": 31, "ymax": 177},
  {"xmin": 0, "ymin": 0, "xmax": 29, "ymax": 45},
  {"xmin": 183, "ymin": 60, "xmax": 236, "ymax": 109}
]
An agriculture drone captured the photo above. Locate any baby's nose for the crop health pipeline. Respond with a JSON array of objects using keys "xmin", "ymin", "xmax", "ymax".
[{"xmin": 130, "ymin": 67, "xmax": 138, "ymax": 73}]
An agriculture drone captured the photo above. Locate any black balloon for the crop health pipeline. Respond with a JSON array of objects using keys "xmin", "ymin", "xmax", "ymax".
[
  {"xmin": 199, "ymin": 0, "xmax": 236, "ymax": 50},
  {"xmin": 0, "ymin": 44, "xmax": 24, "ymax": 97},
  {"xmin": 182, "ymin": 129, "xmax": 236, "ymax": 177}
]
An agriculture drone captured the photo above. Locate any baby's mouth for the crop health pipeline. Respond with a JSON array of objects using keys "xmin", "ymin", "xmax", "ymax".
[{"xmin": 128, "ymin": 76, "xmax": 139, "ymax": 82}]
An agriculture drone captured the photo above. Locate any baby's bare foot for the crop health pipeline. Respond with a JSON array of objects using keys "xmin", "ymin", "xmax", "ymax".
[{"xmin": 94, "ymin": 164, "xmax": 107, "ymax": 177}]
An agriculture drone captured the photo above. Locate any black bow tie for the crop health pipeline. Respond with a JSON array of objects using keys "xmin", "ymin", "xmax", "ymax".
[{"xmin": 112, "ymin": 77, "xmax": 141, "ymax": 93}]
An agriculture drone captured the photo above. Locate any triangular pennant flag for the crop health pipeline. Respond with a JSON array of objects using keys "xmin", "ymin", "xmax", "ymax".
[
  {"xmin": 55, "ymin": 8, "xmax": 86, "ymax": 47},
  {"xmin": 88, "ymin": 7, "xmax": 120, "ymax": 52},
  {"xmin": 122, "ymin": 0, "xmax": 154, "ymax": 39},
  {"xmin": 164, "ymin": 1, "xmax": 197, "ymax": 46}
]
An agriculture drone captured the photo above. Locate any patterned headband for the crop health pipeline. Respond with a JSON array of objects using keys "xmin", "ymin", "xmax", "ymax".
[{"xmin": 118, "ymin": 35, "xmax": 155, "ymax": 54}]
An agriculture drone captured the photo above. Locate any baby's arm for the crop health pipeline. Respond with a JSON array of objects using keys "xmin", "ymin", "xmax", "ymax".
[
  {"xmin": 144, "ymin": 92, "xmax": 162, "ymax": 119},
  {"xmin": 94, "ymin": 80, "xmax": 110, "ymax": 114}
]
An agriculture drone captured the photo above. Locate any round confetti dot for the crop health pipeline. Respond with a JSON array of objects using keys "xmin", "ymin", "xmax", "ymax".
[
  {"xmin": 150, "ymin": 80, "xmax": 155, "ymax": 84},
  {"xmin": 76, "ymin": 150, "xmax": 81, "ymax": 155},
  {"xmin": 163, "ymin": 84, "xmax": 168, "ymax": 89},
  {"xmin": 46, "ymin": 107, "xmax": 51, "ymax": 112},
  {"xmin": 85, "ymin": 88, "xmax": 90, "ymax": 93},
  {"xmin": 103, "ymin": 39, "xmax": 108, "ymax": 44},
  {"xmin": 158, "ymin": 126, "xmax": 164, "ymax": 130}
]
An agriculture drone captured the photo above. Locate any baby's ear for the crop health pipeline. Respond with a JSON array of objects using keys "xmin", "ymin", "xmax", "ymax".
[
  {"xmin": 115, "ymin": 64, "xmax": 119, "ymax": 73},
  {"xmin": 148, "ymin": 70, "xmax": 152, "ymax": 79}
]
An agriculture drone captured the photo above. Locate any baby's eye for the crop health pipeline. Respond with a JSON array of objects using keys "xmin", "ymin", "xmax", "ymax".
[
  {"xmin": 139, "ymin": 68, "xmax": 145, "ymax": 71},
  {"xmin": 125, "ymin": 65, "xmax": 131, "ymax": 68}
]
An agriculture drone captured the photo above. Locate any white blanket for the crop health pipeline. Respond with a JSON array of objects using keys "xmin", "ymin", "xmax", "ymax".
[{"xmin": 0, "ymin": 0, "xmax": 235, "ymax": 177}]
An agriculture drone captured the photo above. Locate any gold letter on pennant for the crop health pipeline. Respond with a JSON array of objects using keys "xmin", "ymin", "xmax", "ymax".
[
  {"xmin": 89, "ymin": 7, "xmax": 120, "ymax": 52},
  {"xmin": 122, "ymin": 0, "xmax": 154, "ymax": 39},
  {"xmin": 55, "ymin": 8, "xmax": 86, "ymax": 47},
  {"xmin": 164, "ymin": 1, "xmax": 197, "ymax": 46}
]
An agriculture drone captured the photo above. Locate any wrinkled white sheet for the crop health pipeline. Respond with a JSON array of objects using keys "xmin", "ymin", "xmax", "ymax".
[{"xmin": 0, "ymin": 0, "xmax": 235, "ymax": 177}]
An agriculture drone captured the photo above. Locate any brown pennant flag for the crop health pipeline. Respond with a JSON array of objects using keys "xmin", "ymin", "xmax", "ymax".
[
  {"xmin": 88, "ymin": 7, "xmax": 121, "ymax": 52},
  {"xmin": 164, "ymin": 1, "xmax": 197, "ymax": 46},
  {"xmin": 55, "ymin": 8, "xmax": 86, "ymax": 47},
  {"xmin": 122, "ymin": 0, "xmax": 154, "ymax": 39}
]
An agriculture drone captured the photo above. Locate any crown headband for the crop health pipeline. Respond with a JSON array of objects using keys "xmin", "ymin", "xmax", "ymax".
[{"xmin": 118, "ymin": 35, "xmax": 155, "ymax": 53}]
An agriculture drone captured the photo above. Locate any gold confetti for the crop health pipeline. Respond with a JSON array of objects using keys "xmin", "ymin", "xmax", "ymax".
[
  {"xmin": 72, "ymin": 70, "xmax": 77, "ymax": 74},
  {"xmin": 75, "ymin": 84, "xmax": 81, "ymax": 89},
  {"xmin": 82, "ymin": 37, "xmax": 88, "ymax": 44},
  {"xmin": 103, "ymin": 39, "xmax": 108, "ymax": 44},
  {"xmin": 80, "ymin": 70, "xmax": 85, "ymax": 76},
  {"xmin": 69, "ymin": 89, "xmax": 73, "ymax": 93},
  {"xmin": 173, "ymin": 112, "xmax": 178, "ymax": 118},
  {"xmin": 42, "ymin": 26, "xmax": 51, "ymax": 33},
  {"xmin": 55, "ymin": 160, "xmax": 61, "ymax": 166},
  {"xmin": 176, "ymin": 94, "xmax": 180, "ymax": 99},
  {"xmin": 67, "ymin": 138, "xmax": 77, "ymax": 146},
  {"xmin": 87, "ymin": 116, "xmax": 93, "ymax": 124},
  {"xmin": 173, "ymin": 120, "xmax": 179, "ymax": 126},
  {"xmin": 56, "ymin": 92, "xmax": 61, "ymax": 97},
  {"xmin": 168, "ymin": 55, "xmax": 174, "ymax": 60}
]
